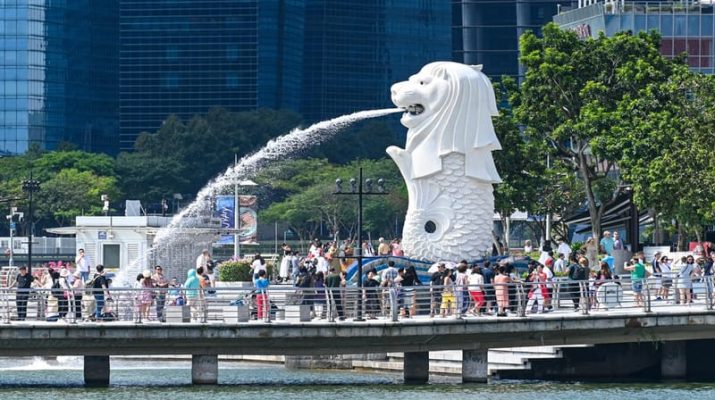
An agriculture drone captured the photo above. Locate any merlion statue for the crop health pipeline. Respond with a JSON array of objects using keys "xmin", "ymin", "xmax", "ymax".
[{"xmin": 387, "ymin": 61, "xmax": 501, "ymax": 261}]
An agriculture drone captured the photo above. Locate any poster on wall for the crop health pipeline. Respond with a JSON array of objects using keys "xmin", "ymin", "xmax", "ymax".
[{"xmin": 215, "ymin": 195, "xmax": 258, "ymax": 245}]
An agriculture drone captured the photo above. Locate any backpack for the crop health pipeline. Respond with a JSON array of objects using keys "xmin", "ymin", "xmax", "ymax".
[
  {"xmin": 569, "ymin": 264, "xmax": 587, "ymax": 280},
  {"xmin": 92, "ymin": 274, "xmax": 105, "ymax": 289}
]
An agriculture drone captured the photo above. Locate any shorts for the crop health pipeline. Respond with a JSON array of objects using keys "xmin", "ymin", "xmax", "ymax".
[
  {"xmin": 662, "ymin": 279, "xmax": 672, "ymax": 288},
  {"xmin": 469, "ymin": 290, "xmax": 484, "ymax": 305},
  {"xmin": 441, "ymin": 293, "xmax": 455, "ymax": 309},
  {"xmin": 403, "ymin": 289, "xmax": 415, "ymax": 308},
  {"xmin": 631, "ymin": 280, "xmax": 643, "ymax": 294}
]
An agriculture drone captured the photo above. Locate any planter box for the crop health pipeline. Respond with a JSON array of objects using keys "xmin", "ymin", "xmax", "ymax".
[
  {"xmin": 214, "ymin": 281, "xmax": 253, "ymax": 289},
  {"xmin": 223, "ymin": 305, "xmax": 250, "ymax": 323},
  {"xmin": 284, "ymin": 304, "xmax": 311, "ymax": 322},
  {"xmin": 165, "ymin": 305, "xmax": 190, "ymax": 323}
]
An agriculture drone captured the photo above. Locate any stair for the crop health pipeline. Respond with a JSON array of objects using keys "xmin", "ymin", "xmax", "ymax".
[{"xmin": 372, "ymin": 346, "xmax": 592, "ymax": 378}]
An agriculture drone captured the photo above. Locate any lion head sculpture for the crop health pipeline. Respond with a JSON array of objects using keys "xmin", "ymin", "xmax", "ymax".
[
  {"xmin": 389, "ymin": 61, "xmax": 501, "ymax": 183},
  {"xmin": 387, "ymin": 61, "xmax": 502, "ymax": 261}
]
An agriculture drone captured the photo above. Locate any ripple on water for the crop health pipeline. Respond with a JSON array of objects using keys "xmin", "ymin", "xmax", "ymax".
[{"xmin": 0, "ymin": 362, "xmax": 713, "ymax": 400}]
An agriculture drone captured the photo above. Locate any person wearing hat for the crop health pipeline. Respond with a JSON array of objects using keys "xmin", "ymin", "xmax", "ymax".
[
  {"xmin": 139, "ymin": 270, "xmax": 155, "ymax": 321},
  {"xmin": 71, "ymin": 270, "xmax": 84, "ymax": 320},
  {"xmin": 57, "ymin": 268, "xmax": 72, "ymax": 319}
]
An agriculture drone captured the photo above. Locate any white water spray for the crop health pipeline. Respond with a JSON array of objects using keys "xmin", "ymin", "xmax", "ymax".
[{"xmin": 117, "ymin": 108, "xmax": 401, "ymax": 284}]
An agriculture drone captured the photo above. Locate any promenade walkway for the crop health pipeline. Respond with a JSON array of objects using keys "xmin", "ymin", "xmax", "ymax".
[{"xmin": 0, "ymin": 277, "xmax": 712, "ymax": 385}]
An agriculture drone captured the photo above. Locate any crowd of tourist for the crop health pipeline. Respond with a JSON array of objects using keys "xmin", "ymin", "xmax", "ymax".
[{"xmin": 9, "ymin": 233, "xmax": 715, "ymax": 323}]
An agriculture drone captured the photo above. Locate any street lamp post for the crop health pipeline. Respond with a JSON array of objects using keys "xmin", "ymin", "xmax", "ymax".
[
  {"xmin": 334, "ymin": 167, "xmax": 387, "ymax": 321},
  {"xmin": 234, "ymin": 174, "xmax": 258, "ymax": 260},
  {"xmin": 22, "ymin": 171, "xmax": 40, "ymax": 275}
]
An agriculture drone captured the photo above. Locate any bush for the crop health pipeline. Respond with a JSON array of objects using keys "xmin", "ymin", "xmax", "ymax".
[
  {"xmin": 218, "ymin": 260, "xmax": 276, "ymax": 282},
  {"xmin": 218, "ymin": 261, "xmax": 253, "ymax": 282}
]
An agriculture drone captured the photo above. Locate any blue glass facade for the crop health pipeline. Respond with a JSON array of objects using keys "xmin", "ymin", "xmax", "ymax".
[
  {"xmin": 454, "ymin": 0, "xmax": 577, "ymax": 79},
  {"xmin": 119, "ymin": 0, "xmax": 451, "ymax": 147},
  {"xmin": 119, "ymin": 0, "xmax": 305, "ymax": 151},
  {"xmin": 555, "ymin": 2, "xmax": 715, "ymax": 74},
  {"xmin": 301, "ymin": 0, "xmax": 452, "ymax": 122},
  {"xmin": 0, "ymin": 0, "xmax": 119, "ymax": 155}
]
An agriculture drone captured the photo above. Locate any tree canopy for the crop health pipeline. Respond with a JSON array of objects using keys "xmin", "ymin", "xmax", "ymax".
[{"xmin": 516, "ymin": 23, "xmax": 681, "ymax": 240}]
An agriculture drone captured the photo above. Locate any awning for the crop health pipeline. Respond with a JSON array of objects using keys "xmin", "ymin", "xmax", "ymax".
[{"xmin": 563, "ymin": 193, "xmax": 652, "ymax": 234}]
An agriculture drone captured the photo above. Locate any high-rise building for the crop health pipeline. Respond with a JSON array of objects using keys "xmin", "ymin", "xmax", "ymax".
[
  {"xmin": 119, "ymin": 0, "xmax": 451, "ymax": 149},
  {"xmin": 0, "ymin": 0, "xmax": 119, "ymax": 155},
  {"xmin": 454, "ymin": 0, "xmax": 577, "ymax": 79},
  {"xmin": 555, "ymin": 1, "xmax": 715, "ymax": 74},
  {"xmin": 301, "ymin": 0, "xmax": 452, "ymax": 122},
  {"xmin": 119, "ymin": 0, "xmax": 306, "ymax": 151}
]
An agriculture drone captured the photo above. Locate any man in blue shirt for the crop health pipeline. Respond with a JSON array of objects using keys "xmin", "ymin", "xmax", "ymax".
[{"xmin": 600, "ymin": 231, "xmax": 615, "ymax": 256}]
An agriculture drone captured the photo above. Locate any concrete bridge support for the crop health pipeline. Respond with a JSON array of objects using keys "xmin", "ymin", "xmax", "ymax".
[
  {"xmin": 661, "ymin": 341, "xmax": 686, "ymax": 380},
  {"xmin": 462, "ymin": 348, "xmax": 488, "ymax": 383},
  {"xmin": 192, "ymin": 354, "xmax": 218, "ymax": 384},
  {"xmin": 84, "ymin": 355, "xmax": 110, "ymax": 387},
  {"xmin": 403, "ymin": 351, "xmax": 429, "ymax": 384}
]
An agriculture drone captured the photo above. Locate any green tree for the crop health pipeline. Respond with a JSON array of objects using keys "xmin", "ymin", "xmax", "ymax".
[
  {"xmin": 258, "ymin": 158, "xmax": 407, "ymax": 247},
  {"xmin": 492, "ymin": 77, "xmax": 549, "ymax": 249},
  {"xmin": 117, "ymin": 108, "xmax": 302, "ymax": 202},
  {"xmin": 34, "ymin": 169, "xmax": 121, "ymax": 226},
  {"xmin": 517, "ymin": 24, "xmax": 678, "ymax": 240},
  {"xmin": 608, "ymin": 64, "xmax": 715, "ymax": 247}
]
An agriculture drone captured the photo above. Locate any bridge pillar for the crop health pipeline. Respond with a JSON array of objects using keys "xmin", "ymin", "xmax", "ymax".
[
  {"xmin": 462, "ymin": 348, "xmax": 488, "ymax": 383},
  {"xmin": 403, "ymin": 351, "xmax": 429, "ymax": 384},
  {"xmin": 84, "ymin": 355, "xmax": 110, "ymax": 387},
  {"xmin": 661, "ymin": 341, "xmax": 686, "ymax": 380},
  {"xmin": 192, "ymin": 354, "xmax": 218, "ymax": 384}
]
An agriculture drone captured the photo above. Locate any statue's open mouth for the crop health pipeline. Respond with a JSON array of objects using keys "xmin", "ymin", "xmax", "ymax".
[{"xmin": 404, "ymin": 104, "xmax": 425, "ymax": 116}]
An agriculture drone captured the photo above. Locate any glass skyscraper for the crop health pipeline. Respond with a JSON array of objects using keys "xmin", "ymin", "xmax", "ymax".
[
  {"xmin": 0, "ymin": 0, "xmax": 118, "ymax": 155},
  {"xmin": 454, "ymin": 0, "xmax": 577, "ymax": 79},
  {"xmin": 119, "ymin": 0, "xmax": 305, "ymax": 151},
  {"xmin": 301, "ymin": 0, "xmax": 452, "ymax": 123}
]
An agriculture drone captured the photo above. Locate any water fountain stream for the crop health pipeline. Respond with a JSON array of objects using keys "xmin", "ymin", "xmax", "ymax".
[{"xmin": 116, "ymin": 108, "xmax": 402, "ymax": 284}]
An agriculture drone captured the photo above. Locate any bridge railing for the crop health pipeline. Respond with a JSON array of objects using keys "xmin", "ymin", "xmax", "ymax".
[{"xmin": 0, "ymin": 274, "xmax": 713, "ymax": 323}]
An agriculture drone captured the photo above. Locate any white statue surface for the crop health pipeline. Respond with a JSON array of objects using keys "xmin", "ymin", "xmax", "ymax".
[{"xmin": 387, "ymin": 61, "xmax": 501, "ymax": 261}]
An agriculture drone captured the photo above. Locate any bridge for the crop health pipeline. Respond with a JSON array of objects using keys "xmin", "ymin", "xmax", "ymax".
[{"xmin": 0, "ymin": 278, "xmax": 712, "ymax": 386}]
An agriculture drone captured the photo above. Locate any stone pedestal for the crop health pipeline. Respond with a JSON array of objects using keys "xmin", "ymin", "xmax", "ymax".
[
  {"xmin": 462, "ymin": 348, "xmax": 488, "ymax": 383},
  {"xmin": 284, "ymin": 304, "xmax": 311, "ymax": 322},
  {"xmin": 165, "ymin": 305, "xmax": 190, "ymax": 323},
  {"xmin": 661, "ymin": 341, "xmax": 686, "ymax": 380},
  {"xmin": 192, "ymin": 354, "xmax": 218, "ymax": 384},
  {"xmin": 403, "ymin": 351, "xmax": 429, "ymax": 384},
  {"xmin": 223, "ymin": 305, "xmax": 250, "ymax": 323},
  {"xmin": 613, "ymin": 249, "xmax": 632, "ymax": 275},
  {"xmin": 84, "ymin": 355, "xmax": 110, "ymax": 387}
]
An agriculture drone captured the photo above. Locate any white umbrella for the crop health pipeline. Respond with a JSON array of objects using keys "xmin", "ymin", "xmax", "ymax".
[{"xmin": 428, "ymin": 261, "xmax": 456, "ymax": 273}]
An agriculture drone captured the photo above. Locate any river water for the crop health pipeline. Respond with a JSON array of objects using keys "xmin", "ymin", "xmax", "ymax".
[{"xmin": 0, "ymin": 358, "xmax": 712, "ymax": 400}]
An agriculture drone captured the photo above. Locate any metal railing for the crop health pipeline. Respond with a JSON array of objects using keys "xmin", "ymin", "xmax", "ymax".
[{"xmin": 0, "ymin": 275, "xmax": 713, "ymax": 324}]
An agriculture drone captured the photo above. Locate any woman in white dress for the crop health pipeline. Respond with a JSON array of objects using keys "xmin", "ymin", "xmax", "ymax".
[{"xmin": 279, "ymin": 251, "xmax": 292, "ymax": 283}]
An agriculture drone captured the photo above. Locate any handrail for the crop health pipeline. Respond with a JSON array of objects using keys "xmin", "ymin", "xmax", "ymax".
[{"xmin": 0, "ymin": 277, "xmax": 712, "ymax": 324}]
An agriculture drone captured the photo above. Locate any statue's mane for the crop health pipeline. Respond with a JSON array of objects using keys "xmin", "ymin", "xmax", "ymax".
[{"xmin": 404, "ymin": 61, "xmax": 502, "ymax": 182}]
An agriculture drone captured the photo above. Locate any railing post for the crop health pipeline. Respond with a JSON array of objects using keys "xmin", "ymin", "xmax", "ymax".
[
  {"xmin": 580, "ymin": 281, "xmax": 589, "ymax": 316},
  {"xmin": 706, "ymin": 276, "xmax": 714, "ymax": 311},
  {"xmin": 3, "ymin": 288, "xmax": 10, "ymax": 324},
  {"xmin": 326, "ymin": 288, "xmax": 335, "ymax": 322},
  {"xmin": 135, "ymin": 290, "xmax": 142, "ymax": 324},
  {"xmin": 517, "ymin": 282, "xmax": 526, "ymax": 318},
  {"xmin": 68, "ymin": 291, "xmax": 77, "ymax": 324},
  {"xmin": 389, "ymin": 288, "xmax": 399, "ymax": 322},
  {"xmin": 644, "ymin": 279, "xmax": 652, "ymax": 313},
  {"xmin": 264, "ymin": 289, "xmax": 271, "ymax": 323}
]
